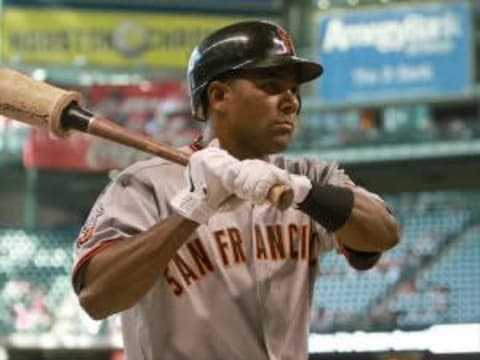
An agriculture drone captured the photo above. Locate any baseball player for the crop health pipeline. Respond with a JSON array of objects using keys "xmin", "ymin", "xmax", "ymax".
[{"xmin": 72, "ymin": 20, "xmax": 400, "ymax": 360}]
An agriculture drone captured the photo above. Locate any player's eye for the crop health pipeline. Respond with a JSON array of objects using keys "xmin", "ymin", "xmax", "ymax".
[
  {"xmin": 259, "ymin": 80, "xmax": 287, "ymax": 94},
  {"xmin": 259, "ymin": 81, "xmax": 280, "ymax": 93}
]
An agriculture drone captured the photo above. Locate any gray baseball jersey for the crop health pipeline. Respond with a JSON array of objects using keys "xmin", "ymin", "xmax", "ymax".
[{"xmin": 72, "ymin": 149, "xmax": 353, "ymax": 360}]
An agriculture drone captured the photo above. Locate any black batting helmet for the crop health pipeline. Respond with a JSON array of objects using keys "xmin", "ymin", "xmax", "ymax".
[{"xmin": 187, "ymin": 20, "xmax": 324, "ymax": 121}]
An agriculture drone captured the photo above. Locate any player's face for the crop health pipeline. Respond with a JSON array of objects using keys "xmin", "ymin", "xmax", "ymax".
[{"xmin": 220, "ymin": 67, "xmax": 301, "ymax": 158}]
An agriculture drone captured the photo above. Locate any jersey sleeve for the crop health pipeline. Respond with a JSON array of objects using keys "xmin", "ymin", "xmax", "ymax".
[
  {"xmin": 336, "ymin": 242, "xmax": 381, "ymax": 270},
  {"xmin": 71, "ymin": 163, "xmax": 168, "ymax": 292},
  {"xmin": 273, "ymin": 156, "xmax": 353, "ymax": 187}
]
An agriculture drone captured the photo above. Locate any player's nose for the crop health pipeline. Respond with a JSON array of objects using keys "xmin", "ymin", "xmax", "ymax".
[{"xmin": 279, "ymin": 88, "xmax": 300, "ymax": 116}]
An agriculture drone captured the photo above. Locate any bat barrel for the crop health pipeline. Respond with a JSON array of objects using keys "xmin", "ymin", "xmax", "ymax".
[{"xmin": 0, "ymin": 66, "xmax": 82, "ymax": 136}]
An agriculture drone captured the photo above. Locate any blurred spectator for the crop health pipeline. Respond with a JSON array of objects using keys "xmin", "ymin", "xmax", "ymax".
[
  {"xmin": 311, "ymin": 191, "xmax": 473, "ymax": 333},
  {"xmin": 3, "ymin": 278, "xmax": 52, "ymax": 332},
  {"xmin": 148, "ymin": 98, "xmax": 201, "ymax": 146},
  {"xmin": 294, "ymin": 103, "xmax": 480, "ymax": 151}
]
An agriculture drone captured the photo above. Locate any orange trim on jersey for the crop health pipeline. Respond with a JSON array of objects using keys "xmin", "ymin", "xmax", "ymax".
[
  {"xmin": 336, "ymin": 240, "xmax": 348, "ymax": 257},
  {"xmin": 189, "ymin": 136, "xmax": 205, "ymax": 152},
  {"xmin": 72, "ymin": 238, "xmax": 122, "ymax": 284}
]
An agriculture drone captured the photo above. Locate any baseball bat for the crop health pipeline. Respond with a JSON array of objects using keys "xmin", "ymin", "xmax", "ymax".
[{"xmin": 0, "ymin": 66, "xmax": 294, "ymax": 210}]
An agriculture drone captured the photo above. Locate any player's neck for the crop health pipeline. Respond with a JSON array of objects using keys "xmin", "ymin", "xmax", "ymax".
[
  {"xmin": 205, "ymin": 122, "xmax": 268, "ymax": 160},
  {"xmin": 220, "ymin": 138, "xmax": 269, "ymax": 160}
]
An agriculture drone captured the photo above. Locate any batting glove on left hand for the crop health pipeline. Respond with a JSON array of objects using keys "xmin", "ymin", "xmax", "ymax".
[{"xmin": 170, "ymin": 147, "xmax": 244, "ymax": 224}]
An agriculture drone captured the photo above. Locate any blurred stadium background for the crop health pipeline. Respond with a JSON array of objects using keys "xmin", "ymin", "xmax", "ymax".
[{"xmin": 1, "ymin": 0, "xmax": 479, "ymax": 359}]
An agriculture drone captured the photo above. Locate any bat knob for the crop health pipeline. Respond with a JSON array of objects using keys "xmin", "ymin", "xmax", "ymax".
[{"xmin": 268, "ymin": 184, "xmax": 294, "ymax": 211}]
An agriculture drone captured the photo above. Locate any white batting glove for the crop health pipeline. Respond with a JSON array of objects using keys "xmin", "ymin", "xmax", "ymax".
[
  {"xmin": 220, "ymin": 159, "xmax": 291, "ymax": 205},
  {"xmin": 289, "ymin": 174, "xmax": 313, "ymax": 205},
  {"xmin": 170, "ymin": 147, "xmax": 242, "ymax": 224}
]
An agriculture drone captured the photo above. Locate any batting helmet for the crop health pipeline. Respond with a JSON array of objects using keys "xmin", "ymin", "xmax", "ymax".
[{"xmin": 187, "ymin": 20, "xmax": 324, "ymax": 120}]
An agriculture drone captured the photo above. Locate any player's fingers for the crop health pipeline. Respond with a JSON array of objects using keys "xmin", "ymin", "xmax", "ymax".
[
  {"xmin": 233, "ymin": 161, "xmax": 287, "ymax": 203},
  {"xmin": 251, "ymin": 179, "xmax": 272, "ymax": 204},
  {"xmin": 252, "ymin": 168, "xmax": 289, "ymax": 203},
  {"xmin": 232, "ymin": 168, "xmax": 251, "ymax": 199}
]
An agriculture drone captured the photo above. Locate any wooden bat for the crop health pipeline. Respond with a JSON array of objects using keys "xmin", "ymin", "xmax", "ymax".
[{"xmin": 0, "ymin": 66, "xmax": 293, "ymax": 210}]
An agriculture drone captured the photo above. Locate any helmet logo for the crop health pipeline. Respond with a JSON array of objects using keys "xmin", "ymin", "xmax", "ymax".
[{"xmin": 276, "ymin": 28, "xmax": 295, "ymax": 54}]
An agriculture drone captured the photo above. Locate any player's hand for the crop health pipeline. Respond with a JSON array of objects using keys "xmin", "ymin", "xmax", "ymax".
[
  {"xmin": 220, "ymin": 159, "xmax": 291, "ymax": 205},
  {"xmin": 288, "ymin": 174, "xmax": 313, "ymax": 205},
  {"xmin": 220, "ymin": 160, "xmax": 313, "ymax": 206},
  {"xmin": 170, "ymin": 147, "xmax": 242, "ymax": 224}
]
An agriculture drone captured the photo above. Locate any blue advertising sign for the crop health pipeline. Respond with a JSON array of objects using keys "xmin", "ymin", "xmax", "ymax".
[{"xmin": 316, "ymin": 2, "xmax": 472, "ymax": 104}]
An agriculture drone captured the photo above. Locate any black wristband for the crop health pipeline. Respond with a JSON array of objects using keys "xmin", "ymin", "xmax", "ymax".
[{"xmin": 298, "ymin": 183, "xmax": 354, "ymax": 232}]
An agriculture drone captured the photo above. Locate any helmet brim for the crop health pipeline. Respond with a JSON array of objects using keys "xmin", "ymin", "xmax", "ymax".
[{"xmin": 237, "ymin": 55, "xmax": 324, "ymax": 84}]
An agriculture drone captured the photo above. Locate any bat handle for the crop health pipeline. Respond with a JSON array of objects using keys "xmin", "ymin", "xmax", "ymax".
[
  {"xmin": 62, "ymin": 103, "xmax": 294, "ymax": 210},
  {"xmin": 268, "ymin": 184, "xmax": 294, "ymax": 211}
]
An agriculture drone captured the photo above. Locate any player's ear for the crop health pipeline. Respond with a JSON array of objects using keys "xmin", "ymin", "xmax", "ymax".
[{"xmin": 207, "ymin": 81, "xmax": 230, "ymax": 115}]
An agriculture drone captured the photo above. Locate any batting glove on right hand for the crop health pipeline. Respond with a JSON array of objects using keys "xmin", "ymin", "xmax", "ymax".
[{"xmin": 221, "ymin": 159, "xmax": 291, "ymax": 205}]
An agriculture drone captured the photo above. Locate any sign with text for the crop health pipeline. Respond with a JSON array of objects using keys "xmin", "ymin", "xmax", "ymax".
[
  {"xmin": 316, "ymin": 2, "xmax": 472, "ymax": 104},
  {"xmin": 4, "ymin": 0, "xmax": 273, "ymax": 9},
  {"xmin": 3, "ymin": 8, "xmax": 248, "ymax": 68}
]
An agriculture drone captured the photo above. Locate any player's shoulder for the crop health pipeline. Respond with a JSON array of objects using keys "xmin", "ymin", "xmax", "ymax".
[
  {"xmin": 272, "ymin": 153, "xmax": 337, "ymax": 175},
  {"xmin": 122, "ymin": 156, "xmax": 181, "ymax": 176},
  {"xmin": 112, "ymin": 146, "xmax": 190, "ymax": 185},
  {"xmin": 272, "ymin": 153, "xmax": 353, "ymax": 186}
]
